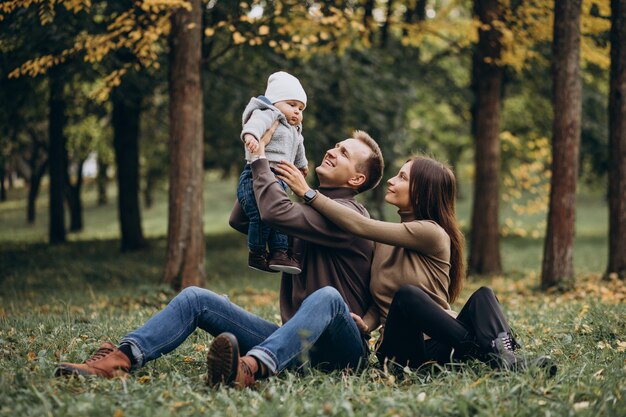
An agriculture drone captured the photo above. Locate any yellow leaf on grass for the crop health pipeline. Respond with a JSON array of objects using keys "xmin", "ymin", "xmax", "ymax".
[{"xmin": 27, "ymin": 352, "xmax": 37, "ymax": 362}]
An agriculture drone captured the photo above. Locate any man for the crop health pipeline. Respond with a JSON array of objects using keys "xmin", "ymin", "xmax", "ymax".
[{"xmin": 55, "ymin": 124, "xmax": 384, "ymax": 388}]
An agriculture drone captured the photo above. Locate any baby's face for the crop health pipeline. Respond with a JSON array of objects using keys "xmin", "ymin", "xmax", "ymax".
[{"xmin": 274, "ymin": 100, "xmax": 305, "ymax": 126}]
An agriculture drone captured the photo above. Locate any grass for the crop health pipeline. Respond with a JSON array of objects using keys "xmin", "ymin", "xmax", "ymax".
[{"xmin": 0, "ymin": 174, "xmax": 624, "ymax": 417}]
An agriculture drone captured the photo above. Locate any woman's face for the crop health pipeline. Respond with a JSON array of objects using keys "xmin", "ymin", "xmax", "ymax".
[{"xmin": 385, "ymin": 161, "xmax": 412, "ymax": 212}]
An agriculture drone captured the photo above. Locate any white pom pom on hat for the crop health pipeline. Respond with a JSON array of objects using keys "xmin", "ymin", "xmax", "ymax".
[{"xmin": 264, "ymin": 71, "xmax": 307, "ymax": 109}]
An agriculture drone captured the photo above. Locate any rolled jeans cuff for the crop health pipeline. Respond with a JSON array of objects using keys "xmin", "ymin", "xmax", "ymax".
[
  {"xmin": 247, "ymin": 347, "xmax": 278, "ymax": 374},
  {"xmin": 119, "ymin": 337, "xmax": 147, "ymax": 369}
]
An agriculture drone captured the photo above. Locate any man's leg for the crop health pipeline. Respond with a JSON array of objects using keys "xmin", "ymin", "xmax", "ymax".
[
  {"xmin": 56, "ymin": 287, "xmax": 279, "ymax": 377},
  {"xmin": 121, "ymin": 286, "xmax": 279, "ymax": 366},
  {"xmin": 206, "ymin": 286, "xmax": 366, "ymax": 387}
]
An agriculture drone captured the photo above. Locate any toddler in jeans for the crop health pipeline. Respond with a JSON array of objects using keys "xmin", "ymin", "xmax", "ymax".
[{"xmin": 237, "ymin": 71, "xmax": 308, "ymax": 274}]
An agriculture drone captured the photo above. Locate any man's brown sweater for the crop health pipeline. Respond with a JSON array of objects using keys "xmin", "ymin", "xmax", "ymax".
[{"xmin": 229, "ymin": 159, "xmax": 373, "ymax": 324}]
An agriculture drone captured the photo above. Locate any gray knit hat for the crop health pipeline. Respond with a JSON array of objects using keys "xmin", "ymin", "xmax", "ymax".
[{"xmin": 264, "ymin": 71, "xmax": 307, "ymax": 109}]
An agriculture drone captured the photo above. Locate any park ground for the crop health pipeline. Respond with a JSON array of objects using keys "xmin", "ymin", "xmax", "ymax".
[{"xmin": 0, "ymin": 175, "xmax": 624, "ymax": 417}]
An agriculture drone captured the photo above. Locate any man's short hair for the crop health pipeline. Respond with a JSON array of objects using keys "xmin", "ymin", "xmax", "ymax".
[{"xmin": 353, "ymin": 130, "xmax": 384, "ymax": 193}]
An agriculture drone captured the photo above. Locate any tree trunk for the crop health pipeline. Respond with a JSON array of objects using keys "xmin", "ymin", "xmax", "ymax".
[
  {"xmin": 97, "ymin": 159, "xmax": 108, "ymax": 206},
  {"xmin": 607, "ymin": 0, "xmax": 626, "ymax": 279},
  {"xmin": 65, "ymin": 159, "xmax": 84, "ymax": 232},
  {"xmin": 381, "ymin": 0, "xmax": 394, "ymax": 48},
  {"xmin": 27, "ymin": 146, "xmax": 48, "ymax": 224},
  {"xmin": 163, "ymin": 0, "xmax": 205, "ymax": 290},
  {"xmin": 48, "ymin": 70, "xmax": 67, "ymax": 244},
  {"xmin": 0, "ymin": 167, "xmax": 5, "ymax": 201},
  {"xmin": 468, "ymin": 0, "xmax": 503, "ymax": 275},
  {"xmin": 112, "ymin": 79, "xmax": 147, "ymax": 252},
  {"xmin": 363, "ymin": 0, "xmax": 375, "ymax": 43},
  {"xmin": 541, "ymin": 0, "xmax": 582, "ymax": 290},
  {"xmin": 144, "ymin": 172, "xmax": 155, "ymax": 209}
]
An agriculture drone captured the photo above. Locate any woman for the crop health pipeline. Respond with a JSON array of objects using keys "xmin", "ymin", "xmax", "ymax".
[{"xmin": 276, "ymin": 156, "xmax": 556, "ymax": 374}]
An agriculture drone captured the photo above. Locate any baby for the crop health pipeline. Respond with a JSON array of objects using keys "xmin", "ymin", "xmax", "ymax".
[{"xmin": 236, "ymin": 71, "xmax": 308, "ymax": 274}]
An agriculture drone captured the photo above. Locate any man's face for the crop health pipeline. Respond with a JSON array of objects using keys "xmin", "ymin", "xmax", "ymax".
[
  {"xmin": 274, "ymin": 100, "xmax": 304, "ymax": 126},
  {"xmin": 315, "ymin": 138, "xmax": 371, "ymax": 188}
]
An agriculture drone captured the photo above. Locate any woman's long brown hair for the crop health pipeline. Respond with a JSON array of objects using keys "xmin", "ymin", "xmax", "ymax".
[{"xmin": 408, "ymin": 156, "xmax": 465, "ymax": 303}]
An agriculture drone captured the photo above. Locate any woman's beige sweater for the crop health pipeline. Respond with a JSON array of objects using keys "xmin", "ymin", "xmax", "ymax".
[{"xmin": 310, "ymin": 193, "xmax": 454, "ymax": 332}]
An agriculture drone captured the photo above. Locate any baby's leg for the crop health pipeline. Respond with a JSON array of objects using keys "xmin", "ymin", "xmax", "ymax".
[
  {"xmin": 236, "ymin": 165, "xmax": 274, "ymax": 273},
  {"xmin": 268, "ymin": 229, "xmax": 301, "ymax": 274}
]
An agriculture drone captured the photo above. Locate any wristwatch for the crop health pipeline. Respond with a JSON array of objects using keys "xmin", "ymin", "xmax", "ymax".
[{"xmin": 303, "ymin": 189, "xmax": 317, "ymax": 204}]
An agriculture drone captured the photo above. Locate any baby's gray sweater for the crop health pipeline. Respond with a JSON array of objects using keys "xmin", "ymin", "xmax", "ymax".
[{"xmin": 240, "ymin": 97, "xmax": 307, "ymax": 168}]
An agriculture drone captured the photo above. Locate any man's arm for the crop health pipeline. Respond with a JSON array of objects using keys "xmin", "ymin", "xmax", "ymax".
[{"xmin": 251, "ymin": 159, "xmax": 360, "ymax": 248}]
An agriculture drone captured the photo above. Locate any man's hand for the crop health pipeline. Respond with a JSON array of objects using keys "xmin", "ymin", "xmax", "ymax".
[
  {"xmin": 275, "ymin": 160, "xmax": 310, "ymax": 198},
  {"xmin": 250, "ymin": 120, "xmax": 280, "ymax": 158},
  {"xmin": 350, "ymin": 313, "xmax": 369, "ymax": 334},
  {"xmin": 244, "ymin": 134, "xmax": 259, "ymax": 153},
  {"xmin": 259, "ymin": 120, "xmax": 280, "ymax": 146}
]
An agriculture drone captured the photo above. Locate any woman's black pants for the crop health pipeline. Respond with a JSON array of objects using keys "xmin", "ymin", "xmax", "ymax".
[{"xmin": 376, "ymin": 285, "xmax": 511, "ymax": 368}]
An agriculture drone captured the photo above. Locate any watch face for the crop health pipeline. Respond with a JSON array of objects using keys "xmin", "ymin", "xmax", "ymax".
[{"xmin": 305, "ymin": 190, "xmax": 316, "ymax": 200}]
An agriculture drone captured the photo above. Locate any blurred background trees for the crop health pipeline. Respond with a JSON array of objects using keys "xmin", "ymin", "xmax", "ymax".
[{"xmin": 0, "ymin": 0, "xmax": 619, "ymax": 290}]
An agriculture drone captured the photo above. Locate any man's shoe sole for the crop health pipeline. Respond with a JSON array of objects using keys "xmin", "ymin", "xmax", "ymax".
[
  {"xmin": 207, "ymin": 333, "xmax": 239, "ymax": 387},
  {"xmin": 53, "ymin": 364, "xmax": 128, "ymax": 379}
]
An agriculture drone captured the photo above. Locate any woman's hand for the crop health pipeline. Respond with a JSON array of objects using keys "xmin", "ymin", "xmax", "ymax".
[
  {"xmin": 350, "ymin": 313, "xmax": 369, "ymax": 335},
  {"xmin": 250, "ymin": 120, "xmax": 280, "ymax": 157},
  {"xmin": 275, "ymin": 160, "xmax": 310, "ymax": 198}
]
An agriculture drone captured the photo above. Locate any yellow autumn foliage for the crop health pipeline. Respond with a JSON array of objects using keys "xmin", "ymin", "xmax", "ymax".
[
  {"xmin": 500, "ymin": 0, "xmax": 609, "ymax": 71},
  {"xmin": 501, "ymin": 131, "xmax": 551, "ymax": 237}
]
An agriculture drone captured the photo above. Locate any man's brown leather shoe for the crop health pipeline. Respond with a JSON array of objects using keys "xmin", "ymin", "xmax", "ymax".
[
  {"xmin": 206, "ymin": 332, "xmax": 257, "ymax": 388},
  {"xmin": 54, "ymin": 342, "xmax": 131, "ymax": 379}
]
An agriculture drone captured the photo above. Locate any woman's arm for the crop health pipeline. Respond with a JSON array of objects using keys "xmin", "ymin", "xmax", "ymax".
[{"xmin": 275, "ymin": 161, "xmax": 446, "ymax": 253}]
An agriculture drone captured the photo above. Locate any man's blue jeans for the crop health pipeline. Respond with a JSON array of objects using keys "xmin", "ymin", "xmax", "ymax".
[
  {"xmin": 121, "ymin": 286, "xmax": 367, "ymax": 374},
  {"xmin": 236, "ymin": 164, "xmax": 289, "ymax": 253}
]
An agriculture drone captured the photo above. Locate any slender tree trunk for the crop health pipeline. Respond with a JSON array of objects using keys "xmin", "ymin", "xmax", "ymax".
[
  {"xmin": 363, "ymin": 0, "xmax": 375, "ymax": 43},
  {"xmin": 468, "ymin": 0, "xmax": 503, "ymax": 275},
  {"xmin": 448, "ymin": 144, "xmax": 465, "ymax": 200},
  {"xmin": 48, "ymin": 71, "xmax": 67, "ymax": 244},
  {"xmin": 607, "ymin": 0, "xmax": 626, "ymax": 279},
  {"xmin": 27, "ymin": 143, "xmax": 48, "ymax": 224},
  {"xmin": 0, "ymin": 167, "xmax": 5, "ymax": 201},
  {"xmin": 381, "ymin": 0, "xmax": 394, "ymax": 47},
  {"xmin": 112, "ymin": 79, "xmax": 147, "ymax": 252},
  {"xmin": 65, "ymin": 159, "xmax": 84, "ymax": 232},
  {"xmin": 97, "ymin": 159, "xmax": 108, "ymax": 206},
  {"xmin": 541, "ymin": 0, "xmax": 582, "ymax": 290},
  {"xmin": 144, "ymin": 172, "xmax": 155, "ymax": 209},
  {"xmin": 163, "ymin": 0, "xmax": 205, "ymax": 290}
]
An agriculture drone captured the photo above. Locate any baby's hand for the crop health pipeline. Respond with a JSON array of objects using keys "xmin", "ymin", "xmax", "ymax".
[
  {"xmin": 245, "ymin": 136, "xmax": 259, "ymax": 153},
  {"xmin": 298, "ymin": 166, "xmax": 309, "ymax": 177}
]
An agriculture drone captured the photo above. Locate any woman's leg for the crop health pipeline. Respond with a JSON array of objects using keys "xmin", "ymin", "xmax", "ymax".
[
  {"xmin": 455, "ymin": 286, "xmax": 512, "ymax": 349},
  {"xmin": 376, "ymin": 285, "xmax": 474, "ymax": 368}
]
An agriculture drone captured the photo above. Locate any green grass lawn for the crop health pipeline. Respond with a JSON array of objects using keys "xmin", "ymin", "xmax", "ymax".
[{"xmin": 0, "ymin": 175, "xmax": 624, "ymax": 417}]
